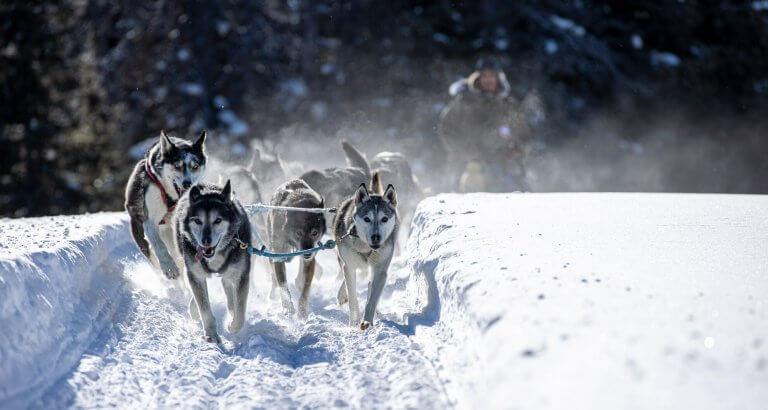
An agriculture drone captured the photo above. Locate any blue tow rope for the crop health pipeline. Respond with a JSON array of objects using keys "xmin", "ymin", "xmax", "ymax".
[{"xmin": 235, "ymin": 238, "xmax": 336, "ymax": 263}]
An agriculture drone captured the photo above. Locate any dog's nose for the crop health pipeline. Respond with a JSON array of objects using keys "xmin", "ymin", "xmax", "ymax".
[
  {"xmin": 182, "ymin": 181, "xmax": 192, "ymax": 189},
  {"xmin": 202, "ymin": 237, "xmax": 211, "ymax": 247},
  {"xmin": 371, "ymin": 234, "xmax": 381, "ymax": 244}
]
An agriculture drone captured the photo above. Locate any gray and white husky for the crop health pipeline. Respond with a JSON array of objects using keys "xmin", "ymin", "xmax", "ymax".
[
  {"xmin": 299, "ymin": 140, "xmax": 370, "ymax": 228},
  {"xmin": 124, "ymin": 130, "xmax": 207, "ymax": 279},
  {"xmin": 173, "ymin": 180, "xmax": 251, "ymax": 343},
  {"xmin": 340, "ymin": 140, "xmax": 422, "ymax": 245},
  {"xmin": 333, "ymin": 172, "xmax": 398, "ymax": 330},
  {"xmin": 266, "ymin": 179, "xmax": 326, "ymax": 318}
]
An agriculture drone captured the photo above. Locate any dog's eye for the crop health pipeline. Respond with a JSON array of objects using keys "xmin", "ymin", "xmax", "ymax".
[
  {"xmin": 213, "ymin": 217, "xmax": 222, "ymax": 224},
  {"xmin": 311, "ymin": 229, "xmax": 319, "ymax": 237},
  {"xmin": 190, "ymin": 162, "xmax": 199, "ymax": 170},
  {"xmin": 174, "ymin": 162, "xmax": 183, "ymax": 170},
  {"xmin": 381, "ymin": 217, "xmax": 388, "ymax": 223},
  {"xmin": 191, "ymin": 218, "xmax": 202, "ymax": 225},
  {"xmin": 363, "ymin": 217, "xmax": 371, "ymax": 223}
]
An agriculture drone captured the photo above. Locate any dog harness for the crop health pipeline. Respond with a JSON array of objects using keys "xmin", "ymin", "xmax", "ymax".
[{"xmin": 144, "ymin": 159, "xmax": 176, "ymax": 225}]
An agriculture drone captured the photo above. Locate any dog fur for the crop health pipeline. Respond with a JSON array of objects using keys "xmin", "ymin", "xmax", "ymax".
[
  {"xmin": 266, "ymin": 179, "xmax": 327, "ymax": 317},
  {"xmin": 333, "ymin": 172, "xmax": 398, "ymax": 330},
  {"xmin": 173, "ymin": 180, "xmax": 251, "ymax": 343},
  {"xmin": 124, "ymin": 130, "xmax": 207, "ymax": 279}
]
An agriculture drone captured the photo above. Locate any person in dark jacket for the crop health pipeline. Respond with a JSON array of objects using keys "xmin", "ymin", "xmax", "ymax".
[{"xmin": 438, "ymin": 63, "xmax": 544, "ymax": 192}]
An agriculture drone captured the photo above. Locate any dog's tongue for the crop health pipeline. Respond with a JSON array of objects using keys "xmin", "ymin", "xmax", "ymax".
[{"xmin": 195, "ymin": 246, "xmax": 205, "ymax": 262}]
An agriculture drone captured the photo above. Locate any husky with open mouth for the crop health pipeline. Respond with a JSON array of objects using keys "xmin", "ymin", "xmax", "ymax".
[
  {"xmin": 173, "ymin": 180, "xmax": 251, "ymax": 343},
  {"xmin": 124, "ymin": 130, "xmax": 207, "ymax": 279}
]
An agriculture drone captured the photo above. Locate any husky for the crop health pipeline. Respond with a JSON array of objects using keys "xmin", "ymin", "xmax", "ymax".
[
  {"xmin": 125, "ymin": 130, "xmax": 207, "ymax": 279},
  {"xmin": 224, "ymin": 151, "xmax": 264, "ymax": 205},
  {"xmin": 173, "ymin": 180, "xmax": 251, "ymax": 343},
  {"xmin": 299, "ymin": 140, "xmax": 370, "ymax": 228},
  {"xmin": 341, "ymin": 140, "xmax": 422, "ymax": 240},
  {"xmin": 333, "ymin": 172, "xmax": 398, "ymax": 330},
  {"xmin": 266, "ymin": 179, "xmax": 326, "ymax": 317},
  {"xmin": 249, "ymin": 148, "xmax": 305, "ymax": 196}
]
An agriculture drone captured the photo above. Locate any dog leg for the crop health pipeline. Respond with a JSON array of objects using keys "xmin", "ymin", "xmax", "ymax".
[
  {"xmin": 361, "ymin": 264, "xmax": 390, "ymax": 330},
  {"xmin": 337, "ymin": 281, "xmax": 348, "ymax": 305},
  {"xmin": 186, "ymin": 272, "xmax": 220, "ymax": 343},
  {"xmin": 336, "ymin": 256, "xmax": 348, "ymax": 305},
  {"xmin": 227, "ymin": 270, "xmax": 249, "ymax": 334},
  {"xmin": 343, "ymin": 262, "xmax": 360, "ymax": 327},
  {"xmin": 143, "ymin": 220, "xmax": 180, "ymax": 279},
  {"xmin": 271, "ymin": 261, "xmax": 295, "ymax": 314},
  {"xmin": 189, "ymin": 296, "xmax": 200, "ymax": 321},
  {"xmin": 222, "ymin": 279, "xmax": 235, "ymax": 314},
  {"xmin": 297, "ymin": 257, "xmax": 316, "ymax": 319},
  {"xmin": 129, "ymin": 216, "xmax": 151, "ymax": 259}
]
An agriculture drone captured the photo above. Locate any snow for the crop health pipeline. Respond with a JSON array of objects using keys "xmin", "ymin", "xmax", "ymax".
[
  {"xmin": 406, "ymin": 193, "xmax": 768, "ymax": 409},
  {"xmin": 550, "ymin": 15, "xmax": 586, "ymax": 36},
  {"xmin": 1, "ymin": 194, "xmax": 767, "ymax": 409},
  {"xmin": 753, "ymin": 1, "xmax": 768, "ymax": 11},
  {"xmin": 0, "ymin": 213, "xmax": 135, "ymax": 408},
  {"xmin": 545, "ymin": 39, "xmax": 559, "ymax": 55},
  {"xmin": 651, "ymin": 51, "xmax": 681, "ymax": 67}
]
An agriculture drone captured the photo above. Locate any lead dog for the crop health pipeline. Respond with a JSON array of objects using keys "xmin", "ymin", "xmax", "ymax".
[
  {"xmin": 333, "ymin": 173, "xmax": 398, "ymax": 330},
  {"xmin": 173, "ymin": 180, "xmax": 251, "ymax": 343},
  {"xmin": 125, "ymin": 130, "xmax": 207, "ymax": 279}
]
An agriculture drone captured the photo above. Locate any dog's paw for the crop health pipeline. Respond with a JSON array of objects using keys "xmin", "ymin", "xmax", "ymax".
[
  {"xmin": 227, "ymin": 317, "xmax": 244, "ymax": 334},
  {"xmin": 204, "ymin": 333, "xmax": 222, "ymax": 344},
  {"xmin": 282, "ymin": 301, "xmax": 296, "ymax": 315},
  {"xmin": 297, "ymin": 304, "xmax": 308, "ymax": 320},
  {"xmin": 360, "ymin": 321, "xmax": 371, "ymax": 331},
  {"xmin": 336, "ymin": 288, "xmax": 348, "ymax": 306}
]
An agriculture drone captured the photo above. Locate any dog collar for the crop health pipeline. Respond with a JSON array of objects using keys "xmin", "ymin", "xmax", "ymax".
[{"xmin": 144, "ymin": 159, "xmax": 177, "ymax": 225}]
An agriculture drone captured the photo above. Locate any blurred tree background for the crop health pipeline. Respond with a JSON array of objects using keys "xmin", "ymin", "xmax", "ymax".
[{"xmin": 2, "ymin": 0, "xmax": 767, "ymax": 217}]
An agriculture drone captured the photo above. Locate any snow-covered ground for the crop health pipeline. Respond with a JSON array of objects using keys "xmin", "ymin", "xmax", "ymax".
[{"xmin": 1, "ymin": 193, "xmax": 767, "ymax": 409}]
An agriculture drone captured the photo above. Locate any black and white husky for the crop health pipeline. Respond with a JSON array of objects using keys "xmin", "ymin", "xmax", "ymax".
[
  {"xmin": 173, "ymin": 180, "xmax": 251, "ymax": 343},
  {"xmin": 124, "ymin": 130, "xmax": 207, "ymax": 279},
  {"xmin": 333, "ymin": 173, "xmax": 398, "ymax": 330}
]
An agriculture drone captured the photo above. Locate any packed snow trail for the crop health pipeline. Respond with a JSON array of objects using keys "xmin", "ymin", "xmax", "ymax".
[
  {"xmin": 2, "ymin": 193, "xmax": 768, "ymax": 409},
  {"xmin": 29, "ymin": 253, "xmax": 447, "ymax": 408}
]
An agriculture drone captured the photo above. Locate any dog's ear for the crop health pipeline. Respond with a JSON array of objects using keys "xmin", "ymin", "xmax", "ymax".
[
  {"xmin": 160, "ymin": 130, "xmax": 175, "ymax": 154},
  {"xmin": 192, "ymin": 130, "xmax": 207, "ymax": 151},
  {"xmin": 355, "ymin": 183, "xmax": 369, "ymax": 204},
  {"xmin": 189, "ymin": 185, "xmax": 202, "ymax": 202},
  {"xmin": 383, "ymin": 184, "xmax": 397, "ymax": 206},
  {"xmin": 222, "ymin": 179, "xmax": 232, "ymax": 200}
]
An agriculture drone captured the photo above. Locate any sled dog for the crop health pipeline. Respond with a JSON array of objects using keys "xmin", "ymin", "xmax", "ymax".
[
  {"xmin": 173, "ymin": 180, "xmax": 251, "ymax": 343},
  {"xmin": 333, "ymin": 172, "xmax": 398, "ymax": 330},
  {"xmin": 125, "ymin": 130, "xmax": 207, "ymax": 279},
  {"xmin": 266, "ymin": 179, "xmax": 326, "ymax": 317}
]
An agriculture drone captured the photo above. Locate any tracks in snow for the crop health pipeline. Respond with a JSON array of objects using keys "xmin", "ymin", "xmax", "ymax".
[{"xmin": 35, "ymin": 250, "xmax": 452, "ymax": 409}]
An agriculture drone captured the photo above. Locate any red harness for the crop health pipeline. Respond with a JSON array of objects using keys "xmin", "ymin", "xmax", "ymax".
[{"xmin": 144, "ymin": 159, "xmax": 177, "ymax": 225}]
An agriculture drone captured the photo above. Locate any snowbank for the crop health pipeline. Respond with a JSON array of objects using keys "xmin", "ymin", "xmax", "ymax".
[
  {"xmin": 0, "ymin": 213, "xmax": 134, "ymax": 408},
  {"xmin": 406, "ymin": 193, "xmax": 768, "ymax": 409}
]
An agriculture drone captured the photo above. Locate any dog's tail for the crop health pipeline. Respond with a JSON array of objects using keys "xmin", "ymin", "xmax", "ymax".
[
  {"xmin": 370, "ymin": 171, "xmax": 384, "ymax": 194},
  {"xmin": 341, "ymin": 139, "xmax": 370, "ymax": 177}
]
